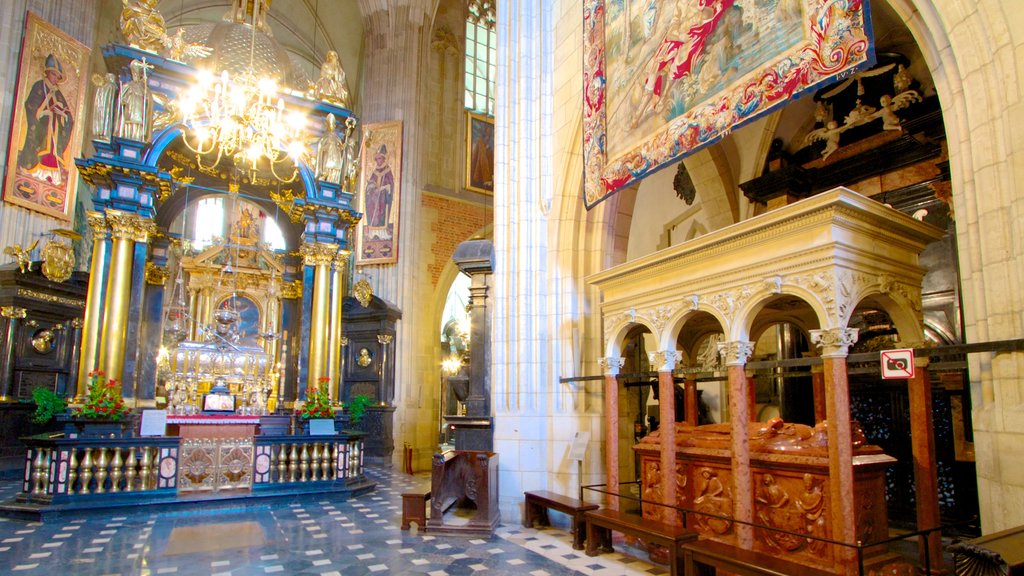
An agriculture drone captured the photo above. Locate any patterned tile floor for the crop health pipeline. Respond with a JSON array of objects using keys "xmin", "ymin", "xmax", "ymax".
[{"xmin": 0, "ymin": 466, "xmax": 666, "ymax": 575}]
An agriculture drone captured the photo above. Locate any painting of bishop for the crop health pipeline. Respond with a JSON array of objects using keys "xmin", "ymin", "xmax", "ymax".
[
  {"xmin": 357, "ymin": 121, "xmax": 403, "ymax": 265},
  {"xmin": 2, "ymin": 12, "xmax": 90, "ymax": 221}
]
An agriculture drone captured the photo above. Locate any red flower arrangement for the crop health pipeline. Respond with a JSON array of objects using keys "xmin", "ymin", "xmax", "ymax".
[
  {"xmin": 74, "ymin": 370, "xmax": 132, "ymax": 421},
  {"xmin": 297, "ymin": 377, "xmax": 334, "ymax": 419}
]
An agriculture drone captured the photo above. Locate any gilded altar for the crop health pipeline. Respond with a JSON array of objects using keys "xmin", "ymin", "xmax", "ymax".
[{"xmin": 634, "ymin": 420, "xmax": 895, "ymax": 572}]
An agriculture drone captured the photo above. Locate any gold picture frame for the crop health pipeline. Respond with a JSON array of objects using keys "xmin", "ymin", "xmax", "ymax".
[
  {"xmin": 465, "ymin": 111, "xmax": 494, "ymax": 195},
  {"xmin": 356, "ymin": 120, "xmax": 403, "ymax": 265},
  {"xmin": 2, "ymin": 12, "xmax": 90, "ymax": 221}
]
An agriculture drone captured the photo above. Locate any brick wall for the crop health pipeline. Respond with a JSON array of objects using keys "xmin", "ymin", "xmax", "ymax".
[{"xmin": 422, "ymin": 194, "xmax": 492, "ymax": 287}]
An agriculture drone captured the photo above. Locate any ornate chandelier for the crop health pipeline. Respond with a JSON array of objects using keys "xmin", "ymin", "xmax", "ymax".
[{"xmin": 178, "ymin": 69, "xmax": 308, "ymax": 183}]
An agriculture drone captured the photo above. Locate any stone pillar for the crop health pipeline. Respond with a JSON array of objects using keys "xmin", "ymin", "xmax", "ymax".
[
  {"xmin": 302, "ymin": 242, "xmax": 337, "ymax": 392},
  {"xmin": 810, "ymin": 327, "xmax": 859, "ymax": 565},
  {"xmin": 327, "ymin": 251, "xmax": 348, "ymax": 401},
  {"xmin": 449, "ymin": 239, "xmax": 494, "ymax": 451},
  {"xmin": 652, "ymin": 350, "xmax": 681, "ymax": 525},
  {"xmin": 77, "ymin": 211, "xmax": 109, "ymax": 399},
  {"xmin": 908, "ymin": 355, "xmax": 942, "ymax": 572},
  {"xmin": 600, "ymin": 356, "xmax": 625, "ymax": 511},
  {"xmin": 720, "ymin": 340, "xmax": 755, "ymax": 548},
  {"xmin": 0, "ymin": 307, "xmax": 26, "ymax": 401},
  {"xmin": 99, "ymin": 210, "xmax": 152, "ymax": 385}
]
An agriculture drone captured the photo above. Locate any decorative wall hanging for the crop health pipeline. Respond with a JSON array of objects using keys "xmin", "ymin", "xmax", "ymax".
[
  {"xmin": 466, "ymin": 111, "xmax": 494, "ymax": 194},
  {"xmin": 3, "ymin": 12, "xmax": 90, "ymax": 220},
  {"xmin": 582, "ymin": 0, "xmax": 874, "ymax": 208},
  {"xmin": 356, "ymin": 121, "xmax": 403, "ymax": 265}
]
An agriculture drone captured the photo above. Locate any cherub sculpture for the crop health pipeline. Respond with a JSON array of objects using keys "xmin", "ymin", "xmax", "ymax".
[{"xmin": 4, "ymin": 240, "xmax": 39, "ymax": 273}]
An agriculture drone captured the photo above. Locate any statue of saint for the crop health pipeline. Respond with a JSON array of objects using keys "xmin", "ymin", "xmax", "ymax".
[
  {"xmin": 90, "ymin": 73, "xmax": 117, "ymax": 142},
  {"xmin": 120, "ymin": 0, "xmax": 168, "ymax": 53},
  {"xmin": 117, "ymin": 59, "xmax": 153, "ymax": 142},
  {"xmin": 310, "ymin": 50, "xmax": 351, "ymax": 108},
  {"xmin": 315, "ymin": 114, "xmax": 344, "ymax": 184}
]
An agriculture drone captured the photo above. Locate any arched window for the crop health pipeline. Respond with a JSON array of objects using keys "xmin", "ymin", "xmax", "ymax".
[{"xmin": 465, "ymin": 0, "xmax": 496, "ymax": 115}]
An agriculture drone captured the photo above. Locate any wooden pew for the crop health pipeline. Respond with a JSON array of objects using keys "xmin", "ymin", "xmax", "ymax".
[
  {"xmin": 400, "ymin": 488, "xmax": 430, "ymax": 530},
  {"xmin": 523, "ymin": 490, "xmax": 599, "ymax": 550},
  {"xmin": 584, "ymin": 508, "xmax": 698, "ymax": 575},
  {"xmin": 682, "ymin": 539, "xmax": 835, "ymax": 576}
]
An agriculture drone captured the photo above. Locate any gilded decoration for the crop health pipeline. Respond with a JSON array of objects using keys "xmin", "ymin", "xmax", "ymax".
[
  {"xmin": 120, "ymin": 0, "xmax": 169, "ymax": 53},
  {"xmin": 40, "ymin": 240, "xmax": 74, "ymax": 282},
  {"xmin": 16, "ymin": 288, "xmax": 84, "ymax": 307},
  {"xmin": 352, "ymin": 277, "xmax": 373, "ymax": 308},
  {"xmin": 0, "ymin": 307, "xmax": 27, "ymax": 319},
  {"xmin": 86, "ymin": 211, "xmax": 107, "ymax": 238},
  {"xmin": 106, "ymin": 211, "xmax": 156, "ymax": 242},
  {"xmin": 281, "ymin": 280, "xmax": 302, "ymax": 300},
  {"xmin": 300, "ymin": 242, "xmax": 337, "ymax": 267},
  {"xmin": 356, "ymin": 348, "xmax": 372, "ymax": 367},
  {"xmin": 377, "ymin": 334, "xmax": 393, "ymax": 345},
  {"xmin": 145, "ymin": 262, "xmax": 168, "ymax": 285},
  {"xmin": 3, "ymin": 240, "xmax": 38, "ymax": 273}
]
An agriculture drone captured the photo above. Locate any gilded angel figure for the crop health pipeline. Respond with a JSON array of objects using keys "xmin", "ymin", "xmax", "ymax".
[{"xmin": 120, "ymin": 0, "xmax": 168, "ymax": 53}]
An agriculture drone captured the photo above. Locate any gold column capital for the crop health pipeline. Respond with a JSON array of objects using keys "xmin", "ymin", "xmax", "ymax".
[
  {"xmin": 333, "ymin": 249, "xmax": 350, "ymax": 268},
  {"xmin": 106, "ymin": 210, "xmax": 156, "ymax": 242},
  {"xmin": 377, "ymin": 334, "xmax": 393, "ymax": 345},
  {"xmin": 0, "ymin": 307, "xmax": 27, "ymax": 319},
  {"xmin": 301, "ymin": 242, "xmax": 338, "ymax": 266},
  {"xmin": 86, "ymin": 211, "xmax": 108, "ymax": 238}
]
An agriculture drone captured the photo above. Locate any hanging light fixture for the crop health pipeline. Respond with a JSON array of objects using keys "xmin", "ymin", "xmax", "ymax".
[{"xmin": 176, "ymin": 1, "xmax": 310, "ymax": 183}]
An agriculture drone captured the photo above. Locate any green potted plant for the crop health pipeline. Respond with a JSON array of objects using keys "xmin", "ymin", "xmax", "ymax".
[
  {"xmin": 347, "ymin": 394, "xmax": 373, "ymax": 426},
  {"xmin": 30, "ymin": 386, "xmax": 66, "ymax": 425}
]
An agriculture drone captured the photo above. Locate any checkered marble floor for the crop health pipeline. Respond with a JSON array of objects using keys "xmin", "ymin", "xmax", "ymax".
[{"xmin": 0, "ymin": 467, "xmax": 666, "ymax": 575}]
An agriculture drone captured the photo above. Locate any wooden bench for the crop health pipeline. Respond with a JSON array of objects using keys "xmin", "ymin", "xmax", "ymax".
[
  {"xmin": 400, "ymin": 489, "xmax": 430, "ymax": 530},
  {"xmin": 584, "ymin": 508, "xmax": 698, "ymax": 575},
  {"xmin": 681, "ymin": 539, "xmax": 834, "ymax": 576},
  {"xmin": 523, "ymin": 490, "xmax": 599, "ymax": 550}
]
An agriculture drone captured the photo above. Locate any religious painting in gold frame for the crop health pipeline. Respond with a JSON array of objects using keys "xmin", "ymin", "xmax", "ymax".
[
  {"xmin": 356, "ymin": 120, "xmax": 403, "ymax": 265},
  {"xmin": 2, "ymin": 12, "xmax": 90, "ymax": 221},
  {"xmin": 465, "ymin": 111, "xmax": 494, "ymax": 195}
]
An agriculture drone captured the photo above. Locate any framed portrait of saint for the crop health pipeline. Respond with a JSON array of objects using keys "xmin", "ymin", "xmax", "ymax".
[
  {"xmin": 357, "ymin": 120, "xmax": 403, "ymax": 265},
  {"xmin": 465, "ymin": 111, "xmax": 494, "ymax": 195},
  {"xmin": 2, "ymin": 12, "xmax": 90, "ymax": 221}
]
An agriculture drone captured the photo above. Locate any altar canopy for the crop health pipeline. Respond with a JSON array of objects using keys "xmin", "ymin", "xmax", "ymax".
[{"xmin": 582, "ymin": 0, "xmax": 874, "ymax": 208}]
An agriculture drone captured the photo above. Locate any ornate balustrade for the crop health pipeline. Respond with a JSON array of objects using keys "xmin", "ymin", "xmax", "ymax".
[{"xmin": 9, "ymin": 431, "xmax": 370, "ymax": 519}]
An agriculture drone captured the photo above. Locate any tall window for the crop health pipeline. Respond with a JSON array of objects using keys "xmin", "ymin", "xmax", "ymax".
[
  {"xmin": 465, "ymin": 1, "xmax": 496, "ymax": 115},
  {"xmin": 193, "ymin": 197, "xmax": 224, "ymax": 250}
]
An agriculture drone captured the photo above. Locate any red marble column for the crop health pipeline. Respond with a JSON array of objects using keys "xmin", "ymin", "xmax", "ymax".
[
  {"xmin": 908, "ymin": 356, "xmax": 943, "ymax": 573},
  {"xmin": 747, "ymin": 371, "xmax": 758, "ymax": 422},
  {"xmin": 684, "ymin": 375, "xmax": 698, "ymax": 425},
  {"xmin": 655, "ymin": 351, "xmax": 681, "ymax": 525},
  {"xmin": 812, "ymin": 328, "xmax": 859, "ymax": 572},
  {"xmin": 601, "ymin": 357, "xmax": 625, "ymax": 511},
  {"xmin": 811, "ymin": 364, "xmax": 827, "ymax": 423},
  {"xmin": 724, "ymin": 341, "xmax": 754, "ymax": 549}
]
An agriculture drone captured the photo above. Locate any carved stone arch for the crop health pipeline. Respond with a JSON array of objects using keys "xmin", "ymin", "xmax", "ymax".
[
  {"xmin": 603, "ymin": 317, "xmax": 656, "ymax": 358},
  {"xmin": 852, "ymin": 289, "xmax": 925, "ymax": 344},
  {"xmin": 732, "ymin": 281, "xmax": 831, "ymax": 343},
  {"xmin": 661, "ymin": 301, "xmax": 730, "ymax": 354}
]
